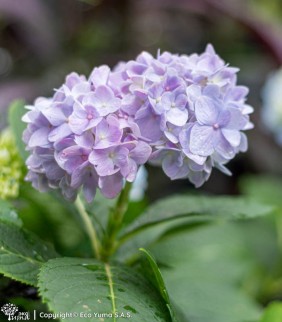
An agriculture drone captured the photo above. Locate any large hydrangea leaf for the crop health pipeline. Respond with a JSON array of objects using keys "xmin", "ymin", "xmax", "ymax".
[
  {"xmin": 0, "ymin": 200, "xmax": 58, "ymax": 286},
  {"xmin": 38, "ymin": 257, "xmax": 171, "ymax": 322},
  {"xmin": 120, "ymin": 195, "xmax": 273, "ymax": 241}
]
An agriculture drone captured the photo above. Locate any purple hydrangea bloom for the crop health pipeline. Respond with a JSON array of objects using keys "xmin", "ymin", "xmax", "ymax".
[
  {"xmin": 23, "ymin": 44, "xmax": 253, "ymax": 202},
  {"xmin": 111, "ymin": 44, "xmax": 253, "ymax": 187},
  {"xmin": 161, "ymin": 89, "xmax": 188, "ymax": 126},
  {"xmin": 189, "ymin": 95, "xmax": 247, "ymax": 158},
  {"xmin": 23, "ymin": 71, "xmax": 151, "ymax": 203}
]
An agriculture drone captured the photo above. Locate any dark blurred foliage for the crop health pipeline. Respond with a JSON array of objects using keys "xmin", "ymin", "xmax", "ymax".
[{"xmin": 0, "ymin": 0, "xmax": 282, "ymax": 199}]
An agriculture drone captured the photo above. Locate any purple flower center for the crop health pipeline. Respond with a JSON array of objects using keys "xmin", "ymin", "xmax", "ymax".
[
  {"xmin": 213, "ymin": 123, "xmax": 220, "ymax": 130},
  {"xmin": 87, "ymin": 113, "xmax": 93, "ymax": 120}
]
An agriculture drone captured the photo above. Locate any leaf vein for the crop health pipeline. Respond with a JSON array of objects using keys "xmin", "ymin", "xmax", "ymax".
[{"xmin": 104, "ymin": 263, "xmax": 117, "ymax": 322}]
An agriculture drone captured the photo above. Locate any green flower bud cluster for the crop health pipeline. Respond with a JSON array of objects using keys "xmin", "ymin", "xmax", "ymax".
[{"xmin": 0, "ymin": 128, "xmax": 23, "ymax": 199}]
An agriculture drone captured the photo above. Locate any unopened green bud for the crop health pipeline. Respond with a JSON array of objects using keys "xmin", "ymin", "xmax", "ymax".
[{"xmin": 0, "ymin": 128, "xmax": 23, "ymax": 199}]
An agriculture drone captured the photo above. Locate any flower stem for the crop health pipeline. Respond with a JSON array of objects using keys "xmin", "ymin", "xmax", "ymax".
[
  {"xmin": 101, "ymin": 181, "xmax": 132, "ymax": 261},
  {"xmin": 75, "ymin": 195, "xmax": 101, "ymax": 260}
]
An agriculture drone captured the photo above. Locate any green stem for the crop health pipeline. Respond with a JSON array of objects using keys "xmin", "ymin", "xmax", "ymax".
[
  {"xmin": 75, "ymin": 195, "xmax": 101, "ymax": 260},
  {"xmin": 101, "ymin": 182, "xmax": 132, "ymax": 261}
]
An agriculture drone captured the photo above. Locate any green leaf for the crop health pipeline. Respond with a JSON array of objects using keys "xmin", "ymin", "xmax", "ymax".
[
  {"xmin": 121, "ymin": 195, "xmax": 273, "ymax": 241},
  {"xmin": 8, "ymin": 100, "xmax": 28, "ymax": 161},
  {"xmin": 0, "ymin": 221, "xmax": 58, "ymax": 286},
  {"xmin": 140, "ymin": 248, "xmax": 178, "ymax": 322},
  {"xmin": 38, "ymin": 257, "xmax": 171, "ymax": 322},
  {"xmin": 0, "ymin": 199, "xmax": 22, "ymax": 227},
  {"xmin": 239, "ymin": 175, "xmax": 282, "ymax": 268},
  {"xmin": 123, "ymin": 198, "xmax": 148, "ymax": 226},
  {"xmin": 240, "ymin": 175, "xmax": 282, "ymax": 209},
  {"xmin": 150, "ymin": 223, "xmax": 262, "ymax": 322},
  {"xmin": 260, "ymin": 302, "xmax": 282, "ymax": 322}
]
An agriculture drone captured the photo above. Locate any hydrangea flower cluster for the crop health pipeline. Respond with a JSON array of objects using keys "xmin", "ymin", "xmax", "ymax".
[
  {"xmin": 23, "ymin": 45, "xmax": 253, "ymax": 202},
  {"xmin": 23, "ymin": 70, "xmax": 152, "ymax": 202},
  {"xmin": 112, "ymin": 45, "xmax": 253, "ymax": 186},
  {"xmin": 262, "ymin": 67, "xmax": 282, "ymax": 145}
]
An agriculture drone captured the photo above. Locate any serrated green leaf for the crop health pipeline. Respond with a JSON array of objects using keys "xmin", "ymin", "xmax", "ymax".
[
  {"xmin": 0, "ymin": 199, "xmax": 22, "ymax": 227},
  {"xmin": 260, "ymin": 302, "xmax": 282, "ymax": 322},
  {"xmin": 38, "ymin": 257, "xmax": 171, "ymax": 322},
  {"xmin": 8, "ymin": 100, "xmax": 28, "ymax": 161},
  {"xmin": 0, "ymin": 222, "xmax": 59, "ymax": 286},
  {"xmin": 140, "ymin": 248, "xmax": 179, "ymax": 322},
  {"xmin": 121, "ymin": 195, "xmax": 273, "ymax": 241}
]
